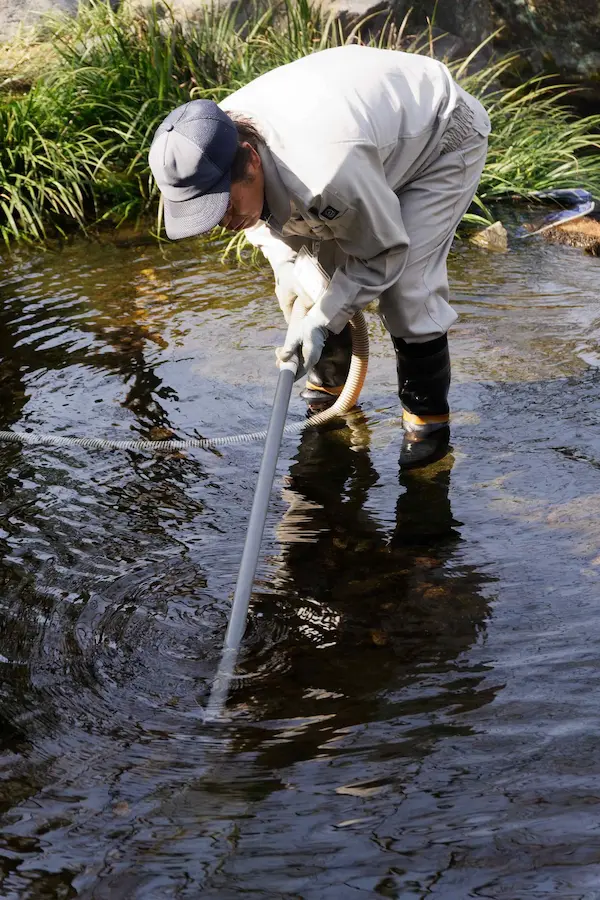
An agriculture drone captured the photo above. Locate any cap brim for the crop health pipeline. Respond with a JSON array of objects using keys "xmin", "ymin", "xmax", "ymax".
[{"xmin": 163, "ymin": 171, "xmax": 231, "ymax": 240}]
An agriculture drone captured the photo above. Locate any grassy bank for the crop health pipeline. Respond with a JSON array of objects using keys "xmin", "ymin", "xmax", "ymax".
[{"xmin": 1, "ymin": 0, "xmax": 600, "ymax": 247}]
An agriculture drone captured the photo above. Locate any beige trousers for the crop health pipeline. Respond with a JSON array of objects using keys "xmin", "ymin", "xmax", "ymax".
[{"xmin": 378, "ymin": 118, "xmax": 489, "ymax": 341}]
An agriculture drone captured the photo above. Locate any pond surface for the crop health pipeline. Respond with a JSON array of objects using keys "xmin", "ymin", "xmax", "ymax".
[{"xmin": 0, "ymin": 225, "xmax": 599, "ymax": 899}]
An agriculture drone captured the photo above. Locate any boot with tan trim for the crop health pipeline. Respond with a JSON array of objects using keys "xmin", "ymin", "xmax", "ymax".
[
  {"xmin": 300, "ymin": 324, "xmax": 352, "ymax": 415},
  {"xmin": 392, "ymin": 334, "xmax": 451, "ymax": 469}
]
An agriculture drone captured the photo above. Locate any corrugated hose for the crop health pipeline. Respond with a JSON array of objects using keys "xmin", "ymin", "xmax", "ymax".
[{"xmin": 0, "ymin": 312, "xmax": 369, "ymax": 453}]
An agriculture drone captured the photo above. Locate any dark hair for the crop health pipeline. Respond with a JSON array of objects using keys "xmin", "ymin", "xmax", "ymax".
[{"xmin": 228, "ymin": 116, "xmax": 263, "ymax": 184}]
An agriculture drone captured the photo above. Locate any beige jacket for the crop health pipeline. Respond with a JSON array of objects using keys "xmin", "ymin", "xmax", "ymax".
[{"xmin": 220, "ymin": 45, "xmax": 490, "ymax": 333}]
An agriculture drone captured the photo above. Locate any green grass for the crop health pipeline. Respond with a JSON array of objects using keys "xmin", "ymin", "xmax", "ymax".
[
  {"xmin": 0, "ymin": 0, "xmax": 599, "ymax": 246},
  {"xmin": 459, "ymin": 51, "xmax": 600, "ymax": 211}
]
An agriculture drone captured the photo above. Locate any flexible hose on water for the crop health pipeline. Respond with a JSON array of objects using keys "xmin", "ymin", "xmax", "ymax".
[{"xmin": 0, "ymin": 312, "xmax": 369, "ymax": 452}]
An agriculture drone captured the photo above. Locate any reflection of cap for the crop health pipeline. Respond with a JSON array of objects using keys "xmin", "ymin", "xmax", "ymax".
[{"xmin": 148, "ymin": 100, "xmax": 238, "ymax": 240}]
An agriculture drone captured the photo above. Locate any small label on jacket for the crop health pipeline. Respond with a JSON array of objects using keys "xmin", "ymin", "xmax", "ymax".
[{"xmin": 321, "ymin": 205, "xmax": 340, "ymax": 220}]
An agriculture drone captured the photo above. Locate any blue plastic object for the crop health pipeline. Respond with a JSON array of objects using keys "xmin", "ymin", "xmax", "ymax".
[{"xmin": 516, "ymin": 188, "xmax": 598, "ymax": 238}]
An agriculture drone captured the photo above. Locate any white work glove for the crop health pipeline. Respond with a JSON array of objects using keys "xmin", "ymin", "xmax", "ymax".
[{"xmin": 277, "ymin": 305, "xmax": 330, "ymax": 381}]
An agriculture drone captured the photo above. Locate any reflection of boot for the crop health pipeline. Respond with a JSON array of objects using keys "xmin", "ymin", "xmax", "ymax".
[
  {"xmin": 300, "ymin": 324, "xmax": 352, "ymax": 413},
  {"xmin": 277, "ymin": 418, "xmax": 380, "ymax": 549},
  {"xmin": 392, "ymin": 334, "xmax": 451, "ymax": 469},
  {"xmin": 394, "ymin": 451, "xmax": 457, "ymax": 546}
]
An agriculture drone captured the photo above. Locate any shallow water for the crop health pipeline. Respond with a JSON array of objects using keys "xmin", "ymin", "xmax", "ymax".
[{"xmin": 0, "ymin": 227, "xmax": 599, "ymax": 898}]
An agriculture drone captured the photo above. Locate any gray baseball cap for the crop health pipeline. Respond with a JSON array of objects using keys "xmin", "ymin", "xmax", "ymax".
[{"xmin": 149, "ymin": 99, "xmax": 238, "ymax": 240}]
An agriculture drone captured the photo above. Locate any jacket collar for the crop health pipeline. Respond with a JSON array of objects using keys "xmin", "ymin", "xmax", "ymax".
[{"xmin": 258, "ymin": 144, "xmax": 290, "ymax": 232}]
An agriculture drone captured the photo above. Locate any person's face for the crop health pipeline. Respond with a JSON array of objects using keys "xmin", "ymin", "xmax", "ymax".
[{"xmin": 219, "ymin": 143, "xmax": 265, "ymax": 232}]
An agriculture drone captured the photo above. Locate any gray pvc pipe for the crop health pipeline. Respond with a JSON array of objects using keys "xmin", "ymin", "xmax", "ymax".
[
  {"xmin": 205, "ymin": 359, "xmax": 297, "ymax": 720},
  {"xmin": 204, "ymin": 308, "xmax": 370, "ymax": 720}
]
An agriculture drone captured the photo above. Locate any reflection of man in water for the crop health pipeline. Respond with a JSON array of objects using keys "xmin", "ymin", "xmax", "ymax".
[
  {"xmin": 188, "ymin": 431, "xmax": 499, "ymax": 900},
  {"xmin": 236, "ymin": 421, "xmax": 496, "ymax": 751}
]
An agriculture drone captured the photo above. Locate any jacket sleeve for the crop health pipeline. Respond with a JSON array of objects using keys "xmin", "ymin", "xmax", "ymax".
[
  {"xmin": 311, "ymin": 143, "xmax": 410, "ymax": 333},
  {"xmin": 243, "ymin": 221, "xmax": 302, "ymax": 322}
]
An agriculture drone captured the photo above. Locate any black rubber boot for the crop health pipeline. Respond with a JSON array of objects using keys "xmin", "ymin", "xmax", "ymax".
[
  {"xmin": 392, "ymin": 334, "xmax": 451, "ymax": 469},
  {"xmin": 300, "ymin": 324, "xmax": 352, "ymax": 414}
]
